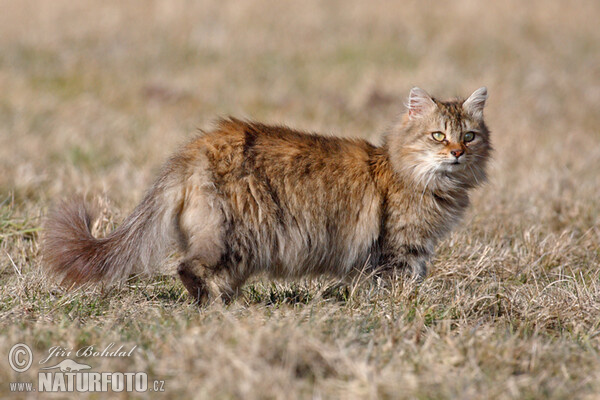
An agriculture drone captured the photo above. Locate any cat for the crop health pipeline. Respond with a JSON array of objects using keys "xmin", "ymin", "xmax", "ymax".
[{"xmin": 43, "ymin": 87, "xmax": 491, "ymax": 305}]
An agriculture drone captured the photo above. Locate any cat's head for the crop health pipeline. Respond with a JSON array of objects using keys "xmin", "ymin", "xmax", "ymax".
[{"xmin": 389, "ymin": 87, "xmax": 491, "ymax": 190}]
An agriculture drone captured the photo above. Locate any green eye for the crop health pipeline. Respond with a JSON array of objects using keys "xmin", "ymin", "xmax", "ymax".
[
  {"xmin": 463, "ymin": 131, "xmax": 475, "ymax": 142},
  {"xmin": 431, "ymin": 132, "xmax": 446, "ymax": 142}
]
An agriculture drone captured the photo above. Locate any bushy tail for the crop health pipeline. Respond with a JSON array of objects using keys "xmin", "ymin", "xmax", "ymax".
[{"xmin": 42, "ymin": 174, "xmax": 182, "ymax": 287}]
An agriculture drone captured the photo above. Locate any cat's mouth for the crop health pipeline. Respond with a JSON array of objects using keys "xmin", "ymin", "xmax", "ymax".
[{"xmin": 440, "ymin": 161, "xmax": 466, "ymax": 172}]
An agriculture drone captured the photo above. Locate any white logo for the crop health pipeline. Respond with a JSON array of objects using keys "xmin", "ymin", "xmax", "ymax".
[
  {"xmin": 7, "ymin": 342, "xmax": 165, "ymax": 393},
  {"xmin": 8, "ymin": 344, "xmax": 33, "ymax": 373},
  {"xmin": 40, "ymin": 359, "xmax": 92, "ymax": 372}
]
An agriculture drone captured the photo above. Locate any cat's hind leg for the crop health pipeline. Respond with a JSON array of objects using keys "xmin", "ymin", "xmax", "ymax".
[
  {"xmin": 177, "ymin": 259, "xmax": 210, "ymax": 305},
  {"xmin": 177, "ymin": 258, "xmax": 248, "ymax": 305},
  {"xmin": 174, "ymin": 165, "xmax": 229, "ymax": 305}
]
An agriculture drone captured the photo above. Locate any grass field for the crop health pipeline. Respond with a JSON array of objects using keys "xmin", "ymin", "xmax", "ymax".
[{"xmin": 1, "ymin": 1, "xmax": 599, "ymax": 398}]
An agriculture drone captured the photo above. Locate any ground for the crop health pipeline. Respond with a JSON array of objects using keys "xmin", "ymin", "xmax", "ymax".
[{"xmin": 1, "ymin": 1, "xmax": 599, "ymax": 398}]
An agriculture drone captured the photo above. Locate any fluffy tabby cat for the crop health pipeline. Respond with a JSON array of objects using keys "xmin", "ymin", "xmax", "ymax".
[{"xmin": 43, "ymin": 87, "xmax": 491, "ymax": 305}]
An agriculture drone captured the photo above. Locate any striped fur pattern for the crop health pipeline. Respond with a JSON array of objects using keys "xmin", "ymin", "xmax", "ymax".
[{"xmin": 43, "ymin": 87, "xmax": 491, "ymax": 304}]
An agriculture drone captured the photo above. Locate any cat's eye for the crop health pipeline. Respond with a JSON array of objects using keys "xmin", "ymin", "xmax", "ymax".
[
  {"xmin": 463, "ymin": 131, "xmax": 476, "ymax": 142},
  {"xmin": 431, "ymin": 132, "xmax": 446, "ymax": 142}
]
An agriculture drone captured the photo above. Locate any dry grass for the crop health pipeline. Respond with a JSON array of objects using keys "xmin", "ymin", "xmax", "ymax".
[{"xmin": 1, "ymin": 0, "xmax": 600, "ymax": 398}]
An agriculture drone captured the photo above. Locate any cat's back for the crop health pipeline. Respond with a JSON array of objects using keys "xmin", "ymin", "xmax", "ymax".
[
  {"xmin": 181, "ymin": 118, "xmax": 385, "ymax": 277},
  {"xmin": 190, "ymin": 118, "xmax": 377, "ymax": 185}
]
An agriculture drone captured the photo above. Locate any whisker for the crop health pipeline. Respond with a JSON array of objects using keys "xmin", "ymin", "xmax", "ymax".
[
  {"xmin": 420, "ymin": 172, "xmax": 435, "ymax": 206},
  {"xmin": 468, "ymin": 164, "xmax": 481, "ymax": 186}
]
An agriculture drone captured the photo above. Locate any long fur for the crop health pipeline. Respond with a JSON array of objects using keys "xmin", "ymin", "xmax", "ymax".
[
  {"xmin": 43, "ymin": 164, "xmax": 184, "ymax": 286},
  {"xmin": 43, "ymin": 88, "xmax": 491, "ymax": 303}
]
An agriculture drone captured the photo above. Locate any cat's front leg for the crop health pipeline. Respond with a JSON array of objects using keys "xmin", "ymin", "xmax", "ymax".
[
  {"xmin": 398, "ymin": 243, "xmax": 432, "ymax": 281},
  {"xmin": 379, "ymin": 241, "xmax": 433, "ymax": 281},
  {"xmin": 407, "ymin": 255, "xmax": 428, "ymax": 281}
]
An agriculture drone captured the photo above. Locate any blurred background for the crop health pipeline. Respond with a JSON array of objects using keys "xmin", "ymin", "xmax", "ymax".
[
  {"xmin": 1, "ymin": 0, "xmax": 598, "ymax": 220},
  {"xmin": 1, "ymin": 2, "xmax": 599, "ymax": 398}
]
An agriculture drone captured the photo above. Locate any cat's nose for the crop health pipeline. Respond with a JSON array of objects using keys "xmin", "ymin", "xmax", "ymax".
[{"xmin": 451, "ymin": 149, "xmax": 464, "ymax": 158}]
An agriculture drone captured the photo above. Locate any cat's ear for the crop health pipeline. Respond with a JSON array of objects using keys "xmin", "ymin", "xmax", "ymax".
[
  {"xmin": 407, "ymin": 87, "xmax": 436, "ymax": 120},
  {"xmin": 463, "ymin": 87, "xmax": 488, "ymax": 117}
]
